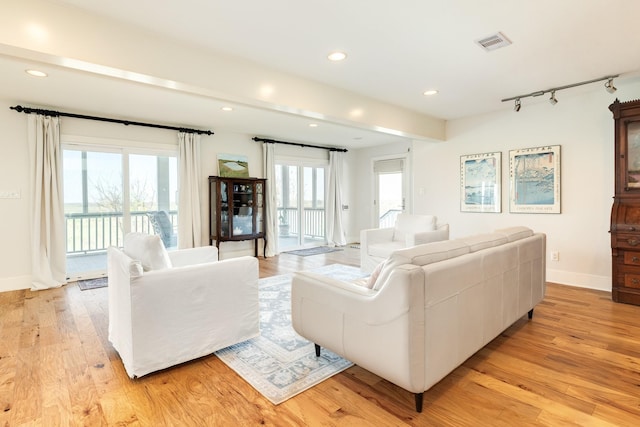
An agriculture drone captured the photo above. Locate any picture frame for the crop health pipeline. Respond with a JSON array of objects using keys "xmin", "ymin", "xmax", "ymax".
[
  {"xmin": 460, "ymin": 152, "xmax": 502, "ymax": 213},
  {"xmin": 217, "ymin": 153, "xmax": 250, "ymax": 178},
  {"xmin": 509, "ymin": 145, "xmax": 561, "ymax": 213}
]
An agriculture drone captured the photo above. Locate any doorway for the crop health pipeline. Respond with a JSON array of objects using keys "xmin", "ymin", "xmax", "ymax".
[
  {"xmin": 373, "ymin": 157, "xmax": 408, "ymax": 227},
  {"xmin": 275, "ymin": 162, "xmax": 327, "ymax": 251}
]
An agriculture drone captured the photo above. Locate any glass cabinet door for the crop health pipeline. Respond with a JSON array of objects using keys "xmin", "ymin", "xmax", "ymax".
[
  {"xmin": 256, "ymin": 182, "xmax": 264, "ymax": 233},
  {"xmin": 220, "ymin": 181, "xmax": 229, "ymax": 237},
  {"xmin": 626, "ymin": 121, "xmax": 640, "ymax": 189},
  {"xmin": 232, "ymin": 181, "xmax": 254, "ymax": 236}
]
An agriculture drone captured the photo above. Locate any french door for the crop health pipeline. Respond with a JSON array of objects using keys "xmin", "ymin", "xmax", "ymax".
[
  {"xmin": 63, "ymin": 145, "xmax": 178, "ymax": 280},
  {"xmin": 374, "ymin": 157, "xmax": 408, "ymax": 228},
  {"xmin": 275, "ymin": 161, "xmax": 327, "ymax": 251}
]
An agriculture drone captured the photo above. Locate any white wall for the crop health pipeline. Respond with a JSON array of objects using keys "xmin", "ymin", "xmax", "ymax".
[
  {"xmin": 4, "ymin": 79, "xmax": 639, "ymax": 292},
  {"xmin": 0, "ymin": 99, "xmax": 31, "ymax": 291},
  {"xmin": 412, "ymin": 82, "xmax": 640, "ymax": 291}
]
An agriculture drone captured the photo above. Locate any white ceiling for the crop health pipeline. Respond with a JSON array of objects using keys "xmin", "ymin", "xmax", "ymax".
[{"xmin": 3, "ymin": 0, "xmax": 640, "ymax": 148}]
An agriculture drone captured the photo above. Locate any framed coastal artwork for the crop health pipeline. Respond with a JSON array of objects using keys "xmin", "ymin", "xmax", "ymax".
[
  {"xmin": 509, "ymin": 145, "xmax": 561, "ymax": 213},
  {"xmin": 460, "ymin": 152, "xmax": 501, "ymax": 213},
  {"xmin": 217, "ymin": 154, "xmax": 250, "ymax": 178}
]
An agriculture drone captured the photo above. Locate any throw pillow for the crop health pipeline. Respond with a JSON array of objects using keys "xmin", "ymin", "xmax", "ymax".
[
  {"xmin": 123, "ymin": 232, "xmax": 172, "ymax": 271},
  {"xmin": 365, "ymin": 261, "xmax": 385, "ymax": 289}
]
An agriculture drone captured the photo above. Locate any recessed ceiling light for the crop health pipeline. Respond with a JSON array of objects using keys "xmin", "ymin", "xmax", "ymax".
[
  {"xmin": 327, "ymin": 51, "xmax": 347, "ymax": 61},
  {"xmin": 221, "ymin": 106, "xmax": 233, "ymax": 111},
  {"xmin": 423, "ymin": 89, "xmax": 438, "ymax": 96},
  {"xmin": 25, "ymin": 69, "xmax": 47, "ymax": 78},
  {"xmin": 309, "ymin": 123, "xmax": 318, "ymax": 127}
]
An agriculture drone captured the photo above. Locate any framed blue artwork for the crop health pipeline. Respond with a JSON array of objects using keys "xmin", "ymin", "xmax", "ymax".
[
  {"xmin": 509, "ymin": 145, "xmax": 561, "ymax": 213},
  {"xmin": 460, "ymin": 152, "xmax": 501, "ymax": 213}
]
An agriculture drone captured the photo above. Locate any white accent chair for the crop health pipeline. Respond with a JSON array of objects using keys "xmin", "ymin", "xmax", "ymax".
[
  {"xmin": 360, "ymin": 214, "xmax": 449, "ymax": 273},
  {"xmin": 107, "ymin": 232, "xmax": 259, "ymax": 378}
]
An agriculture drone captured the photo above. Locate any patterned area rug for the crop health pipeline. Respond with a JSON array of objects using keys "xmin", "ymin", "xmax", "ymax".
[
  {"xmin": 282, "ymin": 246, "xmax": 343, "ymax": 257},
  {"xmin": 77, "ymin": 277, "xmax": 108, "ymax": 291},
  {"xmin": 215, "ymin": 264, "xmax": 368, "ymax": 404}
]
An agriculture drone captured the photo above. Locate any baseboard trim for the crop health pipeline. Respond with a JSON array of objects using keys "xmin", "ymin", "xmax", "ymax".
[
  {"xmin": 546, "ymin": 269, "xmax": 610, "ymax": 292},
  {"xmin": 0, "ymin": 275, "xmax": 31, "ymax": 293}
]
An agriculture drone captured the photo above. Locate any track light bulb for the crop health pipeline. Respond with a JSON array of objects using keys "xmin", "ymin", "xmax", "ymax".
[
  {"xmin": 514, "ymin": 98, "xmax": 521, "ymax": 112},
  {"xmin": 605, "ymin": 78, "xmax": 617, "ymax": 93},
  {"xmin": 549, "ymin": 91, "xmax": 558, "ymax": 105}
]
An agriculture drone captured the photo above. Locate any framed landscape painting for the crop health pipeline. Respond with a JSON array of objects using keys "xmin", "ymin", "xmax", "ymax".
[
  {"xmin": 460, "ymin": 152, "xmax": 501, "ymax": 213},
  {"xmin": 217, "ymin": 154, "xmax": 250, "ymax": 178},
  {"xmin": 509, "ymin": 145, "xmax": 561, "ymax": 213}
]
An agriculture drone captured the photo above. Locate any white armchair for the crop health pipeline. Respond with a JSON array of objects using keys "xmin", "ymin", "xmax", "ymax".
[
  {"xmin": 360, "ymin": 214, "xmax": 449, "ymax": 273},
  {"xmin": 107, "ymin": 233, "xmax": 259, "ymax": 378}
]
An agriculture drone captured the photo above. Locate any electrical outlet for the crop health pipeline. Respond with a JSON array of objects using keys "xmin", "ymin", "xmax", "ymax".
[{"xmin": 551, "ymin": 251, "xmax": 560, "ymax": 262}]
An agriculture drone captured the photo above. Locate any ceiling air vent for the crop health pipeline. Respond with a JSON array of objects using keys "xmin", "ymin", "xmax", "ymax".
[{"xmin": 475, "ymin": 32, "xmax": 512, "ymax": 51}]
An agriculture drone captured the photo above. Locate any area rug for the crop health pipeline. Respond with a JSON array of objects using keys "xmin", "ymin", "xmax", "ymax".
[
  {"xmin": 77, "ymin": 277, "xmax": 108, "ymax": 290},
  {"xmin": 215, "ymin": 263, "xmax": 368, "ymax": 404},
  {"xmin": 282, "ymin": 246, "xmax": 343, "ymax": 257}
]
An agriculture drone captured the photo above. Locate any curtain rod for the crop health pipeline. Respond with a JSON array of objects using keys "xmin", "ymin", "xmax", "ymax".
[
  {"xmin": 252, "ymin": 136, "xmax": 347, "ymax": 152},
  {"xmin": 10, "ymin": 105, "xmax": 214, "ymax": 135}
]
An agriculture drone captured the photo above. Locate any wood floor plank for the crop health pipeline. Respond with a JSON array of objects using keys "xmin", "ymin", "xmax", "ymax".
[{"xmin": 1, "ymin": 247, "xmax": 640, "ymax": 425}]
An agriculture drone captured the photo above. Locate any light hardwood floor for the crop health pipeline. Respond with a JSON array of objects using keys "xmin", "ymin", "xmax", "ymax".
[{"xmin": 2, "ymin": 247, "xmax": 640, "ymax": 426}]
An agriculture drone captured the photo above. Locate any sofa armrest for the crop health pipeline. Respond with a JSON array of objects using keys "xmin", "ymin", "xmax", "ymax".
[
  {"xmin": 168, "ymin": 245, "xmax": 219, "ymax": 267},
  {"xmin": 291, "ymin": 265, "xmax": 424, "ymax": 364},
  {"xmin": 407, "ymin": 224, "xmax": 450, "ymax": 246},
  {"xmin": 361, "ymin": 227, "xmax": 395, "ymax": 247},
  {"xmin": 292, "ymin": 266, "xmax": 419, "ymax": 327}
]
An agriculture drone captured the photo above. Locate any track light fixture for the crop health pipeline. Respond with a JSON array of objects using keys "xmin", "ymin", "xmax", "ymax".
[
  {"xmin": 605, "ymin": 78, "xmax": 617, "ymax": 93},
  {"xmin": 502, "ymin": 74, "xmax": 619, "ymax": 111},
  {"xmin": 514, "ymin": 98, "xmax": 521, "ymax": 112}
]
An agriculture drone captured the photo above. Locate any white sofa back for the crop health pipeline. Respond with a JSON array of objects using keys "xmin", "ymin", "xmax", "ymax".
[{"xmin": 291, "ymin": 226, "xmax": 545, "ymax": 411}]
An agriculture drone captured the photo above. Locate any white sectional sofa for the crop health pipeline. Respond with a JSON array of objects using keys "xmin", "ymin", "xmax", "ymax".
[{"xmin": 292, "ymin": 226, "xmax": 546, "ymax": 411}]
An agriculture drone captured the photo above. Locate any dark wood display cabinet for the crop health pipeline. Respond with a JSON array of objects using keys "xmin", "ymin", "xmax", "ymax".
[
  {"xmin": 610, "ymin": 99, "xmax": 640, "ymax": 305},
  {"xmin": 209, "ymin": 176, "xmax": 267, "ymax": 257}
]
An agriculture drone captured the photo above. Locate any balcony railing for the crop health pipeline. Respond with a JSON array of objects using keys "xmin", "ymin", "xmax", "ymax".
[
  {"xmin": 277, "ymin": 207, "xmax": 325, "ymax": 238},
  {"xmin": 65, "ymin": 210, "xmax": 177, "ymax": 255},
  {"xmin": 379, "ymin": 209, "xmax": 402, "ymax": 228}
]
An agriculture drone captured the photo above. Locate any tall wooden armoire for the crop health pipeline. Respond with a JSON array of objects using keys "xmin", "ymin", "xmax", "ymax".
[{"xmin": 610, "ymin": 98, "xmax": 640, "ymax": 305}]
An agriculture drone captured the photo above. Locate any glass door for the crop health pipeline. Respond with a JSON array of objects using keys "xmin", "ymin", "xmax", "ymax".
[
  {"xmin": 64, "ymin": 147, "xmax": 178, "ymax": 281},
  {"xmin": 64, "ymin": 149, "xmax": 123, "ymax": 280},
  {"xmin": 129, "ymin": 154, "xmax": 178, "ymax": 249},
  {"xmin": 374, "ymin": 158, "xmax": 407, "ymax": 228},
  {"xmin": 276, "ymin": 162, "xmax": 326, "ymax": 251}
]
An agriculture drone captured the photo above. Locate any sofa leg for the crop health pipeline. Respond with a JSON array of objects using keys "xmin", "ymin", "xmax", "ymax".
[
  {"xmin": 528, "ymin": 308, "xmax": 534, "ymax": 319},
  {"xmin": 314, "ymin": 344, "xmax": 321, "ymax": 357},
  {"xmin": 415, "ymin": 392, "xmax": 424, "ymax": 412}
]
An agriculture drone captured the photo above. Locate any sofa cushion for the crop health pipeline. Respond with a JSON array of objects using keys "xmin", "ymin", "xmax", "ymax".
[
  {"xmin": 368, "ymin": 241, "xmax": 405, "ymax": 258},
  {"xmin": 393, "ymin": 214, "xmax": 436, "ymax": 242},
  {"xmin": 495, "ymin": 226, "xmax": 533, "ymax": 242},
  {"xmin": 462, "ymin": 232, "xmax": 508, "ymax": 252},
  {"xmin": 372, "ymin": 239, "xmax": 470, "ymax": 290},
  {"xmin": 124, "ymin": 232, "xmax": 172, "ymax": 271}
]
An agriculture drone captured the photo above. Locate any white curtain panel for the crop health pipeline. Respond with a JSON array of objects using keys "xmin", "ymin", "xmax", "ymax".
[
  {"xmin": 326, "ymin": 151, "xmax": 347, "ymax": 247},
  {"xmin": 28, "ymin": 114, "xmax": 66, "ymax": 290},
  {"xmin": 262, "ymin": 142, "xmax": 278, "ymax": 256},
  {"xmin": 177, "ymin": 132, "xmax": 202, "ymax": 248}
]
